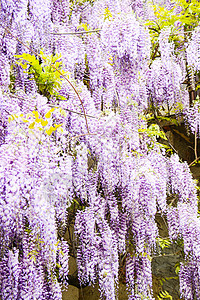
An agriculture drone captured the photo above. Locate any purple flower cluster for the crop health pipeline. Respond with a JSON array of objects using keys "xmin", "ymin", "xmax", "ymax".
[
  {"xmin": 166, "ymin": 155, "xmax": 200, "ymax": 298},
  {"xmin": 185, "ymin": 100, "xmax": 200, "ymax": 136},
  {"xmin": 100, "ymin": 13, "xmax": 150, "ymax": 108},
  {"xmin": 0, "ymin": 0, "xmax": 200, "ymax": 299},
  {"xmin": 187, "ymin": 27, "xmax": 200, "ymax": 72},
  {"xmin": 147, "ymin": 29, "xmax": 189, "ymax": 111}
]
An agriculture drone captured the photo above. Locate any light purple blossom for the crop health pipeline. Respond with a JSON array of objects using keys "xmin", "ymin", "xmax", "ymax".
[{"xmin": 0, "ymin": 0, "xmax": 200, "ymax": 299}]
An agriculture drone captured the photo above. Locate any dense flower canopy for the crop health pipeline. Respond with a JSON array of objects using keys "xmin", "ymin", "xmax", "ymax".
[{"xmin": 0, "ymin": 0, "xmax": 200, "ymax": 299}]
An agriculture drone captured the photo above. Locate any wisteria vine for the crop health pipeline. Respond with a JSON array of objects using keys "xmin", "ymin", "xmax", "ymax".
[{"xmin": 0, "ymin": 0, "xmax": 200, "ymax": 299}]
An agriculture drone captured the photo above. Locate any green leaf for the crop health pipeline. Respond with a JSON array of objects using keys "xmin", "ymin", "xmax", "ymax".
[
  {"xmin": 104, "ymin": 7, "xmax": 113, "ymax": 20},
  {"xmin": 158, "ymin": 290, "xmax": 173, "ymax": 300},
  {"xmin": 15, "ymin": 51, "xmax": 65, "ymax": 99},
  {"xmin": 157, "ymin": 237, "xmax": 171, "ymax": 249},
  {"xmin": 77, "ymin": 23, "xmax": 91, "ymax": 31},
  {"xmin": 29, "ymin": 122, "xmax": 35, "ymax": 129}
]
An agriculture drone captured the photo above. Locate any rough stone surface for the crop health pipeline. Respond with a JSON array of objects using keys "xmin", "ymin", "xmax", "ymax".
[
  {"xmin": 62, "ymin": 285, "xmax": 79, "ymax": 300},
  {"xmin": 152, "ymin": 253, "xmax": 180, "ymax": 300},
  {"xmin": 79, "ymin": 283, "xmax": 129, "ymax": 300},
  {"xmin": 79, "ymin": 285, "xmax": 100, "ymax": 300}
]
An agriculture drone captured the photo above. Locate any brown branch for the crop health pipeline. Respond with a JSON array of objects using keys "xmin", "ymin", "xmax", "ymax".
[
  {"xmin": 172, "ymin": 128, "xmax": 192, "ymax": 144},
  {"xmin": 1, "ymin": 25, "xmax": 90, "ymax": 134},
  {"xmin": 149, "ymin": 43, "xmax": 160, "ymax": 67},
  {"xmin": 49, "ymin": 104, "xmax": 98, "ymax": 119},
  {"xmin": 195, "ymin": 130, "xmax": 198, "ymax": 160},
  {"xmin": 69, "ymin": 132, "xmax": 102, "ymax": 141},
  {"xmin": 189, "ymin": 156, "xmax": 200, "ymax": 167},
  {"xmin": 51, "ymin": 29, "xmax": 101, "ymax": 35}
]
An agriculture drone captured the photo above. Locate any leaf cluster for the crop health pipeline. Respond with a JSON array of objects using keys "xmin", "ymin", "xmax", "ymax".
[
  {"xmin": 158, "ymin": 290, "xmax": 173, "ymax": 300},
  {"xmin": 15, "ymin": 51, "xmax": 66, "ymax": 100},
  {"xmin": 147, "ymin": 0, "xmax": 200, "ymax": 58},
  {"xmin": 139, "ymin": 123, "xmax": 167, "ymax": 142},
  {"xmin": 156, "ymin": 237, "xmax": 172, "ymax": 250},
  {"xmin": 152, "ymin": 0, "xmax": 200, "ymax": 30},
  {"xmin": 8, "ymin": 108, "xmax": 65, "ymax": 136}
]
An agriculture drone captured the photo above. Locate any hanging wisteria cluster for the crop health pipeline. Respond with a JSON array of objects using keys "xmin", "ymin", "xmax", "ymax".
[{"xmin": 0, "ymin": 0, "xmax": 200, "ymax": 299}]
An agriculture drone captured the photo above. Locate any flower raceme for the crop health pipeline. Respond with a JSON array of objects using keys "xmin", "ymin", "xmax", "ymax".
[{"xmin": 0, "ymin": 0, "xmax": 200, "ymax": 299}]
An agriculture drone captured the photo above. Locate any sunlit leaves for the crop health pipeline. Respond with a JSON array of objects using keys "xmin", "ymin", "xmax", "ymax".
[
  {"xmin": 148, "ymin": 0, "xmax": 200, "ymax": 33},
  {"xmin": 8, "ymin": 107, "xmax": 64, "ymax": 136},
  {"xmin": 147, "ymin": 0, "xmax": 200, "ymax": 61},
  {"xmin": 15, "ymin": 51, "xmax": 66, "ymax": 99},
  {"xmin": 158, "ymin": 290, "xmax": 172, "ymax": 300},
  {"xmin": 139, "ymin": 124, "xmax": 167, "ymax": 140},
  {"xmin": 77, "ymin": 22, "xmax": 91, "ymax": 31},
  {"xmin": 156, "ymin": 237, "xmax": 171, "ymax": 250},
  {"xmin": 103, "ymin": 7, "xmax": 113, "ymax": 21}
]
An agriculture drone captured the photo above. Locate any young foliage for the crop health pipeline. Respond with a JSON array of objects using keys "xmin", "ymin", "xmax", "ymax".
[
  {"xmin": 158, "ymin": 290, "xmax": 173, "ymax": 300},
  {"xmin": 156, "ymin": 237, "xmax": 172, "ymax": 250},
  {"xmin": 15, "ymin": 51, "xmax": 67, "ymax": 99}
]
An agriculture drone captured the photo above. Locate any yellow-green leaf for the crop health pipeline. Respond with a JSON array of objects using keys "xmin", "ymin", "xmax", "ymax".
[
  {"xmin": 45, "ymin": 108, "xmax": 55, "ymax": 119},
  {"xmin": 22, "ymin": 118, "xmax": 29, "ymax": 123},
  {"xmin": 45, "ymin": 126, "xmax": 56, "ymax": 135},
  {"xmin": 8, "ymin": 115, "xmax": 14, "ymax": 123},
  {"xmin": 40, "ymin": 119, "xmax": 48, "ymax": 126},
  {"xmin": 29, "ymin": 122, "xmax": 35, "ymax": 129},
  {"xmin": 32, "ymin": 111, "xmax": 39, "ymax": 119},
  {"xmin": 54, "ymin": 123, "xmax": 62, "ymax": 129}
]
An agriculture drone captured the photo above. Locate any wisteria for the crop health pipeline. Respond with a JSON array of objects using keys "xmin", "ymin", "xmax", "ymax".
[{"xmin": 0, "ymin": 0, "xmax": 200, "ymax": 299}]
